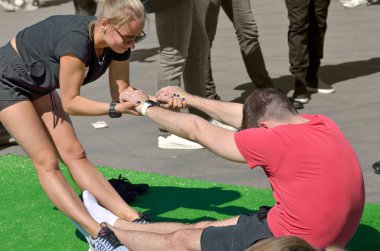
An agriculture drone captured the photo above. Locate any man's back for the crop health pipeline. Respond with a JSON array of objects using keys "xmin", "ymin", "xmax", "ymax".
[{"xmin": 234, "ymin": 114, "xmax": 365, "ymax": 248}]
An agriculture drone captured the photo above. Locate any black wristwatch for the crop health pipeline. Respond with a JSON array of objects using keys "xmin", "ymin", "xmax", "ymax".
[
  {"xmin": 141, "ymin": 100, "xmax": 160, "ymax": 117},
  {"xmin": 108, "ymin": 101, "xmax": 122, "ymax": 118}
]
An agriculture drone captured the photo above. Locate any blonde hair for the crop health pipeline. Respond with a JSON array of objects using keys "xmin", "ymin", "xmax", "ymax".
[
  {"xmin": 96, "ymin": 0, "xmax": 146, "ymax": 26},
  {"xmin": 245, "ymin": 236, "xmax": 346, "ymax": 251}
]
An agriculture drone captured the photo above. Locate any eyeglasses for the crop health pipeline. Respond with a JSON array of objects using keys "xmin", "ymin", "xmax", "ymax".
[{"xmin": 112, "ymin": 25, "xmax": 146, "ymax": 45}]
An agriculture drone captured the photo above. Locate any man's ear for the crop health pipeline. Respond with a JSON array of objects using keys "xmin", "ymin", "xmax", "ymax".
[{"xmin": 259, "ymin": 121, "xmax": 269, "ymax": 129}]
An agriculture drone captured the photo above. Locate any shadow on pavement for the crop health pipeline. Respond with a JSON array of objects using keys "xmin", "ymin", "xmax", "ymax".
[{"xmin": 232, "ymin": 58, "xmax": 380, "ymax": 103}]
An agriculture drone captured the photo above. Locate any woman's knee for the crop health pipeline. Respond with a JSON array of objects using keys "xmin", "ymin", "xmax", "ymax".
[
  {"xmin": 32, "ymin": 153, "xmax": 59, "ymax": 174},
  {"xmin": 59, "ymin": 140, "xmax": 87, "ymax": 163}
]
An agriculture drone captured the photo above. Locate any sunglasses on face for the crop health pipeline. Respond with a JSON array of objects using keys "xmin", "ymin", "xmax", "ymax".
[{"xmin": 112, "ymin": 25, "xmax": 146, "ymax": 45}]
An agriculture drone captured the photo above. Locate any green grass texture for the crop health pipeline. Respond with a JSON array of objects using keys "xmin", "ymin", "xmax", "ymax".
[{"xmin": 0, "ymin": 154, "xmax": 379, "ymax": 250}]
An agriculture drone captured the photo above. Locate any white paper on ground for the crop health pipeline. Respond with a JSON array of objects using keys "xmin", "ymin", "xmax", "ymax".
[{"xmin": 91, "ymin": 121, "xmax": 109, "ymax": 129}]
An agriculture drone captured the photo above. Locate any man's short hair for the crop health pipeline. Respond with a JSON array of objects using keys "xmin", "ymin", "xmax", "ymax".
[{"xmin": 241, "ymin": 88, "xmax": 297, "ymax": 129}]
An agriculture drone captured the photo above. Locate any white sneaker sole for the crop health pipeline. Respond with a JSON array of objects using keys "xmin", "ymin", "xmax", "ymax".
[
  {"xmin": 293, "ymin": 97, "xmax": 310, "ymax": 104},
  {"xmin": 306, "ymin": 86, "xmax": 335, "ymax": 94},
  {"xmin": 158, "ymin": 135, "xmax": 204, "ymax": 150},
  {"xmin": 0, "ymin": 135, "xmax": 16, "ymax": 145},
  {"xmin": 0, "ymin": 1, "xmax": 20, "ymax": 11},
  {"xmin": 210, "ymin": 119, "xmax": 237, "ymax": 131},
  {"xmin": 342, "ymin": 2, "xmax": 369, "ymax": 7}
]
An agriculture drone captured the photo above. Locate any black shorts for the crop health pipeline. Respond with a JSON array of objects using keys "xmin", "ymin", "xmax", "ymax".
[
  {"xmin": 200, "ymin": 207, "xmax": 273, "ymax": 251},
  {"xmin": 0, "ymin": 42, "xmax": 49, "ymax": 111}
]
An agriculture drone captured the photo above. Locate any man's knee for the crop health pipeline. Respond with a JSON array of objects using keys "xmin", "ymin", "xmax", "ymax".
[
  {"xmin": 191, "ymin": 220, "xmax": 214, "ymax": 229},
  {"xmin": 169, "ymin": 229, "xmax": 203, "ymax": 251}
]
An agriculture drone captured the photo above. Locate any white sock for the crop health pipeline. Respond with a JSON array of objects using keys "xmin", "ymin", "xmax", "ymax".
[{"xmin": 82, "ymin": 190, "xmax": 119, "ymax": 226}]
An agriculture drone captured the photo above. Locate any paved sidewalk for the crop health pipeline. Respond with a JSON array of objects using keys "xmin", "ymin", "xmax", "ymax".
[{"xmin": 0, "ymin": 0, "xmax": 379, "ymax": 204}]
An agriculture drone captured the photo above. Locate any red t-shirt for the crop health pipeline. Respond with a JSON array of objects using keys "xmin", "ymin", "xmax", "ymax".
[{"xmin": 234, "ymin": 114, "xmax": 365, "ymax": 248}]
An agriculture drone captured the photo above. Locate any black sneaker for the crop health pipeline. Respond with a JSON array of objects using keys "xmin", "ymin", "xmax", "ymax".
[
  {"xmin": 292, "ymin": 80, "xmax": 310, "ymax": 104},
  {"xmin": 113, "ymin": 186, "xmax": 138, "ymax": 204},
  {"xmin": 373, "ymin": 161, "xmax": 380, "ymax": 174},
  {"xmin": 109, "ymin": 175, "xmax": 149, "ymax": 195},
  {"xmin": 133, "ymin": 213, "xmax": 151, "ymax": 224},
  {"xmin": 89, "ymin": 222, "xmax": 129, "ymax": 251},
  {"xmin": 306, "ymin": 78, "xmax": 335, "ymax": 94},
  {"xmin": 288, "ymin": 98, "xmax": 304, "ymax": 110},
  {"xmin": 0, "ymin": 123, "xmax": 16, "ymax": 145}
]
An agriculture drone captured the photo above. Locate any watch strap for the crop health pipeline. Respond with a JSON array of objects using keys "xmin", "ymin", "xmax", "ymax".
[
  {"xmin": 109, "ymin": 101, "xmax": 122, "ymax": 118},
  {"xmin": 141, "ymin": 100, "xmax": 158, "ymax": 117}
]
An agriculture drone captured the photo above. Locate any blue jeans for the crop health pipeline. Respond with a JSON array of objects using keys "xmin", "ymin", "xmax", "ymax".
[
  {"xmin": 155, "ymin": 0, "xmax": 210, "ymax": 117},
  {"xmin": 205, "ymin": 0, "xmax": 273, "ymax": 99}
]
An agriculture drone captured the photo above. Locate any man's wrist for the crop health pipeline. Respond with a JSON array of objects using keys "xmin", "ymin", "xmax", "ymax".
[{"xmin": 185, "ymin": 94, "xmax": 195, "ymax": 107}]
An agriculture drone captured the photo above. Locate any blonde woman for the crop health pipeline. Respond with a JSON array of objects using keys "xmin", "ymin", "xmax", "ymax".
[{"xmin": 0, "ymin": 0, "xmax": 147, "ymax": 250}]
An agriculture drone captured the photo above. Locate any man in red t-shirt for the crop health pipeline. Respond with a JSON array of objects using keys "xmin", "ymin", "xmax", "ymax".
[
  {"xmin": 82, "ymin": 87, "xmax": 365, "ymax": 250},
  {"xmin": 235, "ymin": 113, "xmax": 364, "ymax": 248}
]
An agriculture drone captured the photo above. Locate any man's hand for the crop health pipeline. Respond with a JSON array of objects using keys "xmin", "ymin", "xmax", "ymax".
[{"xmin": 156, "ymin": 86, "xmax": 189, "ymax": 109}]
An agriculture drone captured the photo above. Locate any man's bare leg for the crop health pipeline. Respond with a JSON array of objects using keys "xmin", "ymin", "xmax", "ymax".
[
  {"xmin": 114, "ymin": 215, "xmax": 239, "ymax": 233},
  {"xmin": 112, "ymin": 227, "xmax": 204, "ymax": 251},
  {"xmin": 83, "ymin": 190, "xmax": 239, "ymax": 234}
]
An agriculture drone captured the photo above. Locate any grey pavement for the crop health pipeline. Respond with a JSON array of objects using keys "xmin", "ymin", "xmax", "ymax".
[{"xmin": 0, "ymin": 0, "xmax": 379, "ymax": 204}]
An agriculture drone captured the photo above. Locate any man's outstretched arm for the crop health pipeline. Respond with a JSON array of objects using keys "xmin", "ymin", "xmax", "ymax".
[
  {"xmin": 156, "ymin": 86, "xmax": 243, "ymax": 129},
  {"xmin": 122, "ymin": 89, "xmax": 245, "ymax": 163}
]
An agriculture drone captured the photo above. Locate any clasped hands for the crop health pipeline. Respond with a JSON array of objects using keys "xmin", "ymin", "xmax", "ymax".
[{"xmin": 120, "ymin": 86, "xmax": 189, "ymax": 115}]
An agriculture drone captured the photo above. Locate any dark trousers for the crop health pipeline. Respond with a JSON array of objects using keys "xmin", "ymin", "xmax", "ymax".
[
  {"xmin": 285, "ymin": 0, "xmax": 330, "ymax": 84},
  {"xmin": 73, "ymin": 0, "xmax": 97, "ymax": 16},
  {"xmin": 205, "ymin": 0, "xmax": 273, "ymax": 100}
]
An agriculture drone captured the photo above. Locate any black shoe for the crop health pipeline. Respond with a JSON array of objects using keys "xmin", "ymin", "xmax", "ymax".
[
  {"xmin": 89, "ymin": 222, "xmax": 128, "ymax": 251},
  {"xmin": 109, "ymin": 175, "xmax": 149, "ymax": 195},
  {"xmin": 373, "ymin": 161, "xmax": 380, "ymax": 174},
  {"xmin": 79, "ymin": 189, "xmax": 137, "ymax": 205},
  {"xmin": 133, "ymin": 213, "xmax": 151, "ymax": 224},
  {"xmin": 306, "ymin": 78, "xmax": 335, "ymax": 94},
  {"xmin": 293, "ymin": 80, "xmax": 310, "ymax": 104},
  {"xmin": 288, "ymin": 98, "xmax": 304, "ymax": 109},
  {"xmin": 0, "ymin": 123, "xmax": 16, "ymax": 145}
]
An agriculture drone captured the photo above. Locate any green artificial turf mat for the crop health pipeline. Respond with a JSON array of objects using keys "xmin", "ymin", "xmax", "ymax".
[{"xmin": 0, "ymin": 154, "xmax": 379, "ymax": 250}]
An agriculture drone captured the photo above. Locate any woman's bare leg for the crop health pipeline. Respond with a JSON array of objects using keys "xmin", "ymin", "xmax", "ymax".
[
  {"xmin": 0, "ymin": 98, "xmax": 100, "ymax": 237},
  {"xmin": 33, "ymin": 92, "xmax": 139, "ymax": 222}
]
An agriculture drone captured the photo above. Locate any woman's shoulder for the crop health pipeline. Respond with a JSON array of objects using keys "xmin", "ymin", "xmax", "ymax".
[{"xmin": 42, "ymin": 15, "xmax": 96, "ymax": 29}]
